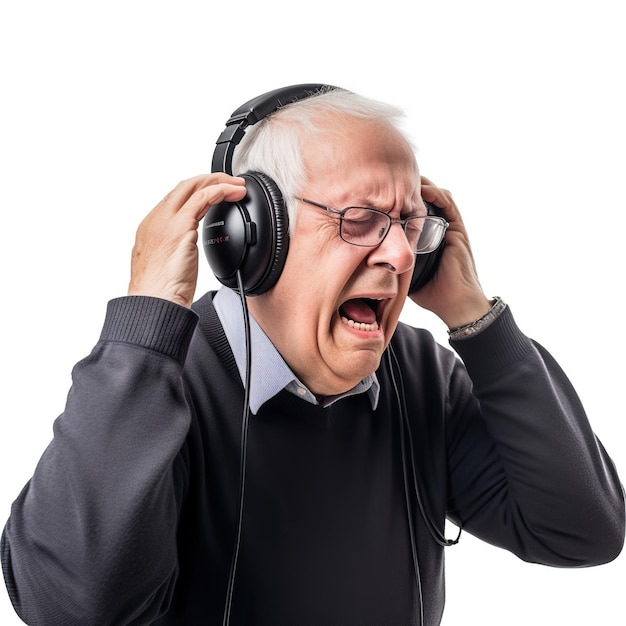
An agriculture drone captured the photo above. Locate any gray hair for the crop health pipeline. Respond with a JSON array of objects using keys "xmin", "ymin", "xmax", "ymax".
[{"xmin": 231, "ymin": 87, "xmax": 410, "ymax": 230}]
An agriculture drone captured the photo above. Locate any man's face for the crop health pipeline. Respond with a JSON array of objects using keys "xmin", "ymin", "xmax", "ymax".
[{"xmin": 248, "ymin": 115, "xmax": 421, "ymax": 396}]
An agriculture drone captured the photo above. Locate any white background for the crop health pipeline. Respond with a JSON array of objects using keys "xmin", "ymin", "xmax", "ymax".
[{"xmin": 1, "ymin": 1, "xmax": 624, "ymax": 624}]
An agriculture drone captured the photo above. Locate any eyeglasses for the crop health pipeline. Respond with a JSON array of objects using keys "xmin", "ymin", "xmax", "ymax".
[{"xmin": 296, "ymin": 198, "xmax": 449, "ymax": 255}]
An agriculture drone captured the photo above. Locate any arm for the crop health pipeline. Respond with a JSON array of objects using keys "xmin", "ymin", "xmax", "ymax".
[
  {"xmin": 2, "ymin": 173, "xmax": 248, "ymax": 625},
  {"xmin": 446, "ymin": 306, "xmax": 625, "ymax": 566},
  {"xmin": 2, "ymin": 297, "xmax": 197, "ymax": 625},
  {"xmin": 411, "ymin": 177, "xmax": 624, "ymax": 565}
]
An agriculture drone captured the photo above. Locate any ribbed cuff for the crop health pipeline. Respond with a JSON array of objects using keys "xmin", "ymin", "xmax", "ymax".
[
  {"xmin": 100, "ymin": 296, "xmax": 198, "ymax": 363},
  {"xmin": 449, "ymin": 306, "xmax": 534, "ymax": 388}
]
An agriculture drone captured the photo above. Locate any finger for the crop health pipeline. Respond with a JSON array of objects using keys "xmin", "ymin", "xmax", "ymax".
[
  {"xmin": 177, "ymin": 180, "xmax": 248, "ymax": 223},
  {"xmin": 158, "ymin": 173, "xmax": 246, "ymax": 215},
  {"xmin": 419, "ymin": 176, "xmax": 463, "ymax": 222},
  {"xmin": 419, "ymin": 176, "xmax": 446, "ymax": 206}
]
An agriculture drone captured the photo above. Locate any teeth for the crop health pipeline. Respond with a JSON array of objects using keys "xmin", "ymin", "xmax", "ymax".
[{"xmin": 341, "ymin": 316, "xmax": 379, "ymax": 332}]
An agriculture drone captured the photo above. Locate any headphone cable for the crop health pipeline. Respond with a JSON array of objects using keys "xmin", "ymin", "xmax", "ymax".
[
  {"xmin": 388, "ymin": 344, "xmax": 462, "ymax": 548},
  {"xmin": 222, "ymin": 270, "xmax": 253, "ymax": 626},
  {"xmin": 387, "ymin": 348, "xmax": 424, "ymax": 625}
]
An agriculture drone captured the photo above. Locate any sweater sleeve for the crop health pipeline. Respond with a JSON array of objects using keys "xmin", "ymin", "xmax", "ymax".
[
  {"xmin": 446, "ymin": 306, "xmax": 625, "ymax": 567},
  {"xmin": 1, "ymin": 296, "xmax": 198, "ymax": 626}
]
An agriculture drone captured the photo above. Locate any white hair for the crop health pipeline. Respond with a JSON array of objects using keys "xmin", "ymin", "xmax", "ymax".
[{"xmin": 231, "ymin": 87, "xmax": 411, "ymax": 231}]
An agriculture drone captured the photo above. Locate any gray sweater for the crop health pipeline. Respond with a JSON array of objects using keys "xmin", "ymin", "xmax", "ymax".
[{"xmin": 2, "ymin": 293, "xmax": 624, "ymax": 625}]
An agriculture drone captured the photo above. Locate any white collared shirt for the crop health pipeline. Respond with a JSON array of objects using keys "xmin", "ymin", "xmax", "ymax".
[{"xmin": 213, "ymin": 287, "xmax": 380, "ymax": 414}]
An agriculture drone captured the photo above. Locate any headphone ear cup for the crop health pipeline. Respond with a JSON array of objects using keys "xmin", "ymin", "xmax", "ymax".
[
  {"xmin": 242, "ymin": 171, "xmax": 290, "ymax": 295},
  {"xmin": 202, "ymin": 171, "xmax": 289, "ymax": 296},
  {"xmin": 409, "ymin": 244, "xmax": 444, "ymax": 293},
  {"xmin": 409, "ymin": 201, "xmax": 446, "ymax": 294}
]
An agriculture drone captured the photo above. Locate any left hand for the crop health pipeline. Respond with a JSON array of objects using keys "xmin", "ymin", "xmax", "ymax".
[{"xmin": 410, "ymin": 176, "xmax": 492, "ymax": 329}]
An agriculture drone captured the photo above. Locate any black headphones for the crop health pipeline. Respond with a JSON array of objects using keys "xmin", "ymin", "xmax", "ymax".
[{"xmin": 202, "ymin": 83, "xmax": 445, "ymax": 296}]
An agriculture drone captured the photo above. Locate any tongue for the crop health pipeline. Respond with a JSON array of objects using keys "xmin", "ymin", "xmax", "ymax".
[{"xmin": 340, "ymin": 299, "xmax": 376, "ymax": 324}]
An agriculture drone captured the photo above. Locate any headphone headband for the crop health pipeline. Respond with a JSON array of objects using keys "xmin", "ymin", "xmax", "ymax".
[
  {"xmin": 204, "ymin": 83, "xmax": 445, "ymax": 295},
  {"xmin": 211, "ymin": 83, "xmax": 335, "ymax": 174}
]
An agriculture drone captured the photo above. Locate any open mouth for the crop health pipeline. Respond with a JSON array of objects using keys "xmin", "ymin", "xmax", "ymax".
[{"xmin": 339, "ymin": 298, "xmax": 384, "ymax": 332}]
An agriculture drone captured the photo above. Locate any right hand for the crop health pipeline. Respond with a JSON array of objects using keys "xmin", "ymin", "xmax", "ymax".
[{"xmin": 128, "ymin": 173, "xmax": 247, "ymax": 308}]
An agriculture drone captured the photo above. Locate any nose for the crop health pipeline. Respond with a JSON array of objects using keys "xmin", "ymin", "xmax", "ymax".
[{"xmin": 366, "ymin": 222, "xmax": 415, "ymax": 274}]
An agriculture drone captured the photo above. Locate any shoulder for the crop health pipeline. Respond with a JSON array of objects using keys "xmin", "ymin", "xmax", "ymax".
[{"xmin": 390, "ymin": 321, "xmax": 460, "ymax": 379}]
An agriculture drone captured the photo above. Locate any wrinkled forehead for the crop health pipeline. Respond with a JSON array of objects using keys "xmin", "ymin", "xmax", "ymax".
[{"xmin": 299, "ymin": 114, "xmax": 421, "ymax": 211}]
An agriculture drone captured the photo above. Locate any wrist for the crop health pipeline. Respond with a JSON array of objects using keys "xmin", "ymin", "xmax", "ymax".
[
  {"xmin": 441, "ymin": 295, "xmax": 493, "ymax": 331},
  {"xmin": 448, "ymin": 297, "xmax": 506, "ymax": 340}
]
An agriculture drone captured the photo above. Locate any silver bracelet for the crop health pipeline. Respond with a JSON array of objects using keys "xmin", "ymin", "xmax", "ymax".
[{"xmin": 448, "ymin": 297, "xmax": 506, "ymax": 340}]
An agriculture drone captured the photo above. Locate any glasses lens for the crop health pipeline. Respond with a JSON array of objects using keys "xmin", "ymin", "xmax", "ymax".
[
  {"xmin": 339, "ymin": 207, "xmax": 448, "ymax": 253},
  {"xmin": 407, "ymin": 217, "xmax": 448, "ymax": 254},
  {"xmin": 340, "ymin": 208, "xmax": 390, "ymax": 246}
]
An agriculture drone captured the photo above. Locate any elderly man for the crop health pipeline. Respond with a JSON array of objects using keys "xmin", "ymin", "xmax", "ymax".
[{"xmin": 2, "ymin": 85, "xmax": 624, "ymax": 625}]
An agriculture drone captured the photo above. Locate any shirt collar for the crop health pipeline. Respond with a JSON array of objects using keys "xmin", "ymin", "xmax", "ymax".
[{"xmin": 213, "ymin": 287, "xmax": 379, "ymax": 414}]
